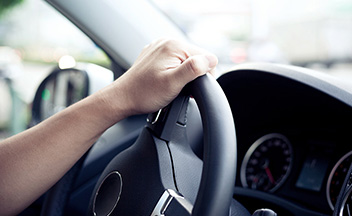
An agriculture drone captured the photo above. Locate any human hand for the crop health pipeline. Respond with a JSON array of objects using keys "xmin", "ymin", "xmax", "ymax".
[{"xmin": 111, "ymin": 39, "xmax": 218, "ymax": 117}]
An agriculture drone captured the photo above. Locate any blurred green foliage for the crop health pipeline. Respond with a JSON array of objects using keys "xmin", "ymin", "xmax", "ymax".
[{"xmin": 0, "ymin": 0, "xmax": 24, "ymax": 17}]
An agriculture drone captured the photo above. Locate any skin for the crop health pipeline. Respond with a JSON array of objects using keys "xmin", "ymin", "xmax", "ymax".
[{"xmin": 0, "ymin": 39, "xmax": 218, "ymax": 216}]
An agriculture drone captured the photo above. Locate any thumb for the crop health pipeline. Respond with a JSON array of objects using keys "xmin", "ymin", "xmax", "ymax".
[{"xmin": 172, "ymin": 54, "xmax": 218, "ymax": 84}]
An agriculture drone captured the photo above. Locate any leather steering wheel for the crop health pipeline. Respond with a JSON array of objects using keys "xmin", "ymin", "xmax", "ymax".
[{"xmin": 88, "ymin": 74, "xmax": 242, "ymax": 216}]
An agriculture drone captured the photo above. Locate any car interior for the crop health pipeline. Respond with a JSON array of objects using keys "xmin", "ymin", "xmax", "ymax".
[
  {"xmin": 1, "ymin": 0, "xmax": 352, "ymax": 216},
  {"xmin": 24, "ymin": 62, "xmax": 352, "ymax": 216}
]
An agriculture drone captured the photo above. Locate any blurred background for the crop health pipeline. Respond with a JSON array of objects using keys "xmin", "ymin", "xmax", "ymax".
[
  {"xmin": 152, "ymin": 0, "xmax": 352, "ymax": 73},
  {"xmin": 0, "ymin": 0, "xmax": 110, "ymax": 139},
  {"xmin": 0, "ymin": 0, "xmax": 352, "ymax": 139}
]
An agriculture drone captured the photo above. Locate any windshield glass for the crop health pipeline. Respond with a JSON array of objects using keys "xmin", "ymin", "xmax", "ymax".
[{"xmin": 152, "ymin": 0, "xmax": 352, "ymax": 80}]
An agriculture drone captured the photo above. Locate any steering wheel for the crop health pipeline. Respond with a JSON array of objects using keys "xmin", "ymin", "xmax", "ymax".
[
  {"xmin": 40, "ymin": 74, "xmax": 248, "ymax": 216},
  {"xmin": 88, "ymin": 74, "xmax": 248, "ymax": 216}
]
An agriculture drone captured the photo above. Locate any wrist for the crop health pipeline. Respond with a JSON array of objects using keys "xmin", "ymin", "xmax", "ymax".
[{"xmin": 93, "ymin": 80, "xmax": 134, "ymax": 126}]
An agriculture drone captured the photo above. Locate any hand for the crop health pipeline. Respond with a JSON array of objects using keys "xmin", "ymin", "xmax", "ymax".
[{"xmin": 109, "ymin": 39, "xmax": 218, "ymax": 117}]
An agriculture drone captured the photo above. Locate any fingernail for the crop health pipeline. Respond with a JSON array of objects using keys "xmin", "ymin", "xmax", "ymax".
[{"xmin": 205, "ymin": 54, "xmax": 218, "ymax": 69}]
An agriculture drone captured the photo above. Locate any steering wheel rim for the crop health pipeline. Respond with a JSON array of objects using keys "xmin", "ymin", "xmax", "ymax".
[
  {"xmin": 88, "ymin": 74, "xmax": 238, "ymax": 216},
  {"xmin": 188, "ymin": 73, "xmax": 237, "ymax": 215}
]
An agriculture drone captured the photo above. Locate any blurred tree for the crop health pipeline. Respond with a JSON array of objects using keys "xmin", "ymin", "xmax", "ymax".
[{"xmin": 0, "ymin": 0, "xmax": 24, "ymax": 18}]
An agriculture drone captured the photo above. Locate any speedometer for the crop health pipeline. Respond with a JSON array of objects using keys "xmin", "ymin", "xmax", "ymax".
[
  {"xmin": 326, "ymin": 151, "xmax": 352, "ymax": 210},
  {"xmin": 240, "ymin": 133, "xmax": 293, "ymax": 192}
]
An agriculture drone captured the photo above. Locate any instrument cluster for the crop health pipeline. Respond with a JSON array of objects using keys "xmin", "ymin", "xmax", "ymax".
[{"xmin": 239, "ymin": 133, "xmax": 352, "ymax": 212}]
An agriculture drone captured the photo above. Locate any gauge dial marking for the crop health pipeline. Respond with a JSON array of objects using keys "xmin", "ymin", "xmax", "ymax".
[
  {"xmin": 241, "ymin": 133, "xmax": 293, "ymax": 192},
  {"xmin": 326, "ymin": 151, "xmax": 352, "ymax": 210}
]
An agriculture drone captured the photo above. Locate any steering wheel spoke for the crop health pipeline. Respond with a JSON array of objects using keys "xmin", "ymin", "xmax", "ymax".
[{"xmin": 151, "ymin": 189, "xmax": 193, "ymax": 216}]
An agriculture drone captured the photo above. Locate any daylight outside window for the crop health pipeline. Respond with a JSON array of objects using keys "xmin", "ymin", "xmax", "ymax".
[
  {"xmin": 0, "ymin": 0, "xmax": 110, "ymax": 139},
  {"xmin": 152, "ymin": 0, "xmax": 352, "ymax": 79}
]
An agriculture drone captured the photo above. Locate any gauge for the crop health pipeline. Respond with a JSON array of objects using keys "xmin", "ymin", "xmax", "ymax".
[
  {"xmin": 240, "ymin": 133, "xmax": 293, "ymax": 192},
  {"xmin": 326, "ymin": 151, "xmax": 352, "ymax": 210},
  {"xmin": 337, "ymin": 185, "xmax": 352, "ymax": 216}
]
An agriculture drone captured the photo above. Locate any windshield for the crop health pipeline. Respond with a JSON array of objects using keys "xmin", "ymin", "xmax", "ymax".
[{"xmin": 152, "ymin": 0, "xmax": 352, "ymax": 80}]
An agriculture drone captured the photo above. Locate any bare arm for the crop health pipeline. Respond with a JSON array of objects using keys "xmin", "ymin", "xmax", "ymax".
[{"xmin": 0, "ymin": 39, "xmax": 217, "ymax": 215}]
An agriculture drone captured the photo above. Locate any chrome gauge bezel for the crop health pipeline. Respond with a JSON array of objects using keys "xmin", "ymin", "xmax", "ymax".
[
  {"xmin": 338, "ymin": 185, "xmax": 352, "ymax": 216},
  {"xmin": 240, "ymin": 133, "xmax": 293, "ymax": 193},
  {"xmin": 326, "ymin": 150, "xmax": 352, "ymax": 210}
]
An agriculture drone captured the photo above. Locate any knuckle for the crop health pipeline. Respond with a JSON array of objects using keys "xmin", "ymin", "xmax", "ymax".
[
  {"xmin": 187, "ymin": 58, "xmax": 203, "ymax": 76},
  {"xmin": 160, "ymin": 39, "xmax": 179, "ymax": 53},
  {"xmin": 164, "ymin": 39, "xmax": 178, "ymax": 46}
]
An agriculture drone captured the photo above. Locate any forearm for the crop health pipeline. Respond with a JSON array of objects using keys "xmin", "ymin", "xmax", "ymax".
[
  {"xmin": 0, "ymin": 85, "xmax": 126, "ymax": 215},
  {"xmin": 0, "ymin": 39, "xmax": 218, "ymax": 215}
]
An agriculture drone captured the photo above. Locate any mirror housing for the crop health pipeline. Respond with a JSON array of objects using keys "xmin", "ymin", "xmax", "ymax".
[{"xmin": 30, "ymin": 63, "xmax": 114, "ymax": 126}]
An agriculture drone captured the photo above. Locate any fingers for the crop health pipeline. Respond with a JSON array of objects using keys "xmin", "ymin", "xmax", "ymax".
[
  {"xmin": 118, "ymin": 39, "xmax": 219, "ymax": 115},
  {"xmin": 171, "ymin": 53, "xmax": 218, "ymax": 85}
]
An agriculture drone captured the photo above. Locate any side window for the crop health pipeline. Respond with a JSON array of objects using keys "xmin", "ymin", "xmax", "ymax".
[{"xmin": 0, "ymin": 0, "xmax": 111, "ymax": 139}]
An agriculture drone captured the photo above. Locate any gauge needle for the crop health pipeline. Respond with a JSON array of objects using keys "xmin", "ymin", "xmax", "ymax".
[
  {"xmin": 265, "ymin": 167, "xmax": 276, "ymax": 184},
  {"xmin": 263, "ymin": 159, "xmax": 276, "ymax": 184},
  {"xmin": 252, "ymin": 177, "xmax": 259, "ymax": 190}
]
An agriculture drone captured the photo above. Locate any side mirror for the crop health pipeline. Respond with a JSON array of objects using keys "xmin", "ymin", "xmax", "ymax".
[{"xmin": 30, "ymin": 63, "xmax": 114, "ymax": 126}]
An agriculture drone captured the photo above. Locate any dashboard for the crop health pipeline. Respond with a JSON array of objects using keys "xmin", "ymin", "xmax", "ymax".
[{"xmin": 217, "ymin": 64, "xmax": 352, "ymax": 216}]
